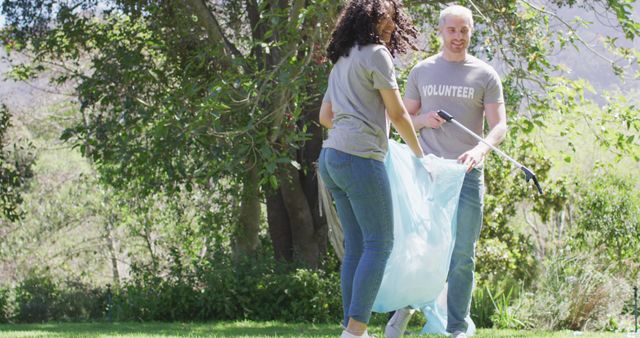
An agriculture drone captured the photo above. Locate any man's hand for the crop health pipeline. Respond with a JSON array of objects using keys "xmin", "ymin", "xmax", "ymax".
[
  {"xmin": 420, "ymin": 110, "xmax": 446, "ymax": 129},
  {"xmin": 457, "ymin": 146, "xmax": 487, "ymax": 172},
  {"xmin": 457, "ymin": 102, "xmax": 507, "ymax": 172}
]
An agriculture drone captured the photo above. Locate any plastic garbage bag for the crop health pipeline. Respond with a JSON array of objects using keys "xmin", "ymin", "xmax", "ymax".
[
  {"xmin": 420, "ymin": 284, "xmax": 476, "ymax": 336},
  {"xmin": 372, "ymin": 140, "xmax": 467, "ymax": 313}
]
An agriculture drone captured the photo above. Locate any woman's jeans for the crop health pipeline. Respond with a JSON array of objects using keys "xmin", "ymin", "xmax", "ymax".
[
  {"xmin": 446, "ymin": 167, "xmax": 484, "ymax": 333},
  {"xmin": 318, "ymin": 147, "xmax": 394, "ymax": 326}
]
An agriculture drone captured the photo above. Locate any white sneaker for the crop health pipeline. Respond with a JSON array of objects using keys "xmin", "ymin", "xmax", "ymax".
[
  {"xmin": 340, "ymin": 329, "xmax": 372, "ymax": 338},
  {"xmin": 450, "ymin": 331, "xmax": 467, "ymax": 338},
  {"xmin": 384, "ymin": 307, "xmax": 415, "ymax": 338}
]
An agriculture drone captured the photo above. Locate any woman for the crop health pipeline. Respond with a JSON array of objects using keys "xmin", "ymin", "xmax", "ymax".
[{"xmin": 317, "ymin": 1, "xmax": 423, "ymax": 337}]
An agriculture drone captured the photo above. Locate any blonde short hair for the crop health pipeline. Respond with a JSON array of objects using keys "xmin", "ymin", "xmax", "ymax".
[{"xmin": 438, "ymin": 5, "xmax": 474, "ymax": 30}]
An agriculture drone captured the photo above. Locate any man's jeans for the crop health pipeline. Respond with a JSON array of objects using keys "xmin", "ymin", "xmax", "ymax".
[
  {"xmin": 318, "ymin": 147, "xmax": 394, "ymax": 326},
  {"xmin": 447, "ymin": 167, "xmax": 484, "ymax": 333}
]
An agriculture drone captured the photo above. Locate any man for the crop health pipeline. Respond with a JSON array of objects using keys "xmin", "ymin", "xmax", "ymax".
[{"xmin": 385, "ymin": 5, "xmax": 507, "ymax": 338}]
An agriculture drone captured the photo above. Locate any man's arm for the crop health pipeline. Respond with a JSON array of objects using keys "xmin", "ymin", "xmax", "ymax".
[
  {"xmin": 457, "ymin": 102, "xmax": 507, "ymax": 171},
  {"xmin": 404, "ymin": 98, "xmax": 446, "ymax": 131},
  {"xmin": 319, "ymin": 101, "xmax": 334, "ymax": 129}
]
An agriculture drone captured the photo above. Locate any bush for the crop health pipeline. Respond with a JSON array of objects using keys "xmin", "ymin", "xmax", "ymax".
[
  {"xmin": 257, "ymin": 268, "xmax": 341, "ymax": 323},
  {"xmin": 471, "ymin": 279, "xmax": 530, "ymax": 329},
  {"xmin": 471, "ymin": 285, "xmax": 494, "ymax": 328},
  {"xmin": 5, "ymin": 253, "xmax": 342, "ymax": 323},
  {"xmin": 478, "ymin": 145, "xmax": 542, "ymax": 286},
  {"xmin": 512, "ymin": 253, "xmax": 631, "ymax": 331},
  {"xmin": 56, "ymin": 280, "xmax": 109, "ymax": 321},
  {"xmin": 0, "ymin": 285, "xmax": 12, "ymax": 323},
  {"xmin": 14, "ymin": 274, "xmax": 59, "ymax": 323},
  {"xmin": 113, "ymin": 275, "xmax": 200, "ymax": 321},
  {"xmin": 573, "ymin": 172, "xmax": 640, "ymax": 275},
  {"xmin": 114, "ymin": 254, "xmax": 342, "ymax": 323},
  {"xmin": 13, "ymin": 273, "xmax": 108, "ymax": 323}
]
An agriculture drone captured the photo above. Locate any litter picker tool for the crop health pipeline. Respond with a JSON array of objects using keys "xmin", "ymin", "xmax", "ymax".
[{"xmin": 437, "ymin": 110, "xmax": 543, "ymax": 194}]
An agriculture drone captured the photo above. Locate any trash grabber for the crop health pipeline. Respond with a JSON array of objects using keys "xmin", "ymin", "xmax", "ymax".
[{"xmin": 436, "ymin": 109, "xmax": 543, "ymax": 194}]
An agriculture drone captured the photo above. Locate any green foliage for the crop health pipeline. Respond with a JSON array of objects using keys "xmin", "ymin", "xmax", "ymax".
[
  {"xmin": 471, "ymin": 280, "xmax": 530, "ymax": 329},
  {"xmin": 0, "ymin": 285, "xmax": 11, "ymax": 323},
  {"xmin": 0, "ymin": 104, "xmax": 35, "ymax": 221},
  {"xmin": 1, "ymin": 152, "xmax": 113, "ymax": 282},
  {"xmin": 54, "ymin": 280, "xmax": 108, "ymax": 322},
  {"xmin": 471, "ymin": 285, "xmax": 495, "ymax": 328},
  {"xmin": 13, "ymin": 273, "xmax": 107, "ymax": 323},
  {"xmin": 3, "ymin": 0, "xmax": 338, "ymax": 266},
  {"xmin": 0, "ymin": 1, "xmax": 333, "ymax": 196},
  {"xmin": 3, "ymin": 0, "xmax": 639, "ymax": 270},
  {"xmin": 513, "ymin": 253, "xmax": 631, "ymax": 331},
  {"xmin": 572, "ymin": 171, "xmax": 640, "ymax": 274},
  {"xmin": 14, "ymin": 274, "xmax": 64, "ymax": 323},
  {"xmin": 477, "ymin": 135, "xmax": 542, "ymax": 285},
  {"xmin": 487, "ymin": 286, "xmax": 529, "ymax": 330},
  {"xmin": 114, "ymin": 254, "xmax": 341, "ymax": 323}
]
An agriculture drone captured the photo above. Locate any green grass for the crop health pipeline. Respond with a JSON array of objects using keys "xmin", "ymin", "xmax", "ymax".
[{"xmin": 0, "ymin": 322, "xmax": 637, "ymax": 337}]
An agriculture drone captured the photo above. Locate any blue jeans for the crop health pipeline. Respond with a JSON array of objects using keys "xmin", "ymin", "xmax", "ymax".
[
  {"xmin": 318, "ymin": 147, "xmax": 394, "ymax": 326},
  {"xmin": 447, "ymin": 167, "xmax": 484, "ymax": 333}
]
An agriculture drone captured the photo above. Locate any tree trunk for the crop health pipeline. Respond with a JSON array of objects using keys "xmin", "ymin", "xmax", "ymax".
[
  {"xmin": 233, "ymin": 165, "xmax": 261, "ymax": 257},
  {"xmin": 278, "ymin": 165, "xmax": 319, "ymax": 267},
  {"xmin": 301, "ymin": 100, "xmax": 328, "ymax": 258},
  {"xmin": 142, "ymin": 217, "xmax": 158, "ymax": 273},
  {"xmin": 266, "ymin": 190, "xmax": 293, "ymax": 261},
  {"xmin": 104, "ymin": 216, "xmax": 120, "ymax": 287},
  {"xmin": 265, "ymin": 102, "xmax": 327, "ymax": 268}
]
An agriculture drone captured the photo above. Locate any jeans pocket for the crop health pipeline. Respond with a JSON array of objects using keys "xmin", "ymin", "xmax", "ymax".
[{"xmin": 325, "ymin": 148, "xmax": 352, "ymax": 169}]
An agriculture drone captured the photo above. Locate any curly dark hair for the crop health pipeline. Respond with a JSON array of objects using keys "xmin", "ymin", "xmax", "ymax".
[{"xmin": 326, "ymin": 0, "xmax": 418, "ymax": 64}]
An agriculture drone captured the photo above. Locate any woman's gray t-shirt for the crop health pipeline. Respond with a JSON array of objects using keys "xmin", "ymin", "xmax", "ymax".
[{"xmin": 322, "ymin": 44, "xmax": 398, "ymax": 162}]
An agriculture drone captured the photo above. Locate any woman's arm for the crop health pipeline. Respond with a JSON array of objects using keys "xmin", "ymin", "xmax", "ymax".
[
  {"xmin": 319, "ymin": 101, "xmax": 334, "ymax": 129},
  {"xmin": 380, "ymin": 89, "xmax": 424, "ymax": 158}
]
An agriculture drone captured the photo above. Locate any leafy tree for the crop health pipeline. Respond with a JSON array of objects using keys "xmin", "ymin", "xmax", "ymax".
[
  {"xmin": 1, "ymin": 0, "xmax": 638, "ymax": 270},
  {"xmin": 573, "ymin": 171, "xmax": 640, "ymax": 273},
  {"xmin": 2, "ymin": 0, "xmax": 339, "ymax": 267},
  {"xmin": 0, "ymin": 104, "xmax": 33, "ymax": 221}
]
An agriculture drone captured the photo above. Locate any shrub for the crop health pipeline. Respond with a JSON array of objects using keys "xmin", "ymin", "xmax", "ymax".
[
  {"xmin": 512, "ymin": 253, "xmax": 631, "ymax": 331},
  {"xmin": 572, "ymin": 172, "xmax": 640, "ymax": 275},
  {"xmin": 0, "ymin": 285, "xmax": 12, "ymax": 323},
  {"xmin": 487, "ymin": 285, "xmax": 529, "ymax": 329},
  {"xmin": 56, "ymin": 280, "xmax": 108, "ymax": 321},
  {"xmin": 14, "ymin": 274, "xmax": 59, "ymax": 323},
  {"xmin": 258, "ymin": 268, "xmax": 341, "ymax": 323},
  {"xmin": 471, "ymin": 285, "xmax": 494, "ymax": 328},
  {"xmin": 12, "ymin": 273, "xmax": 108, "ymax": 323},
  {"xmin": 471, "ymin": 279, "xmax": 530, "ymax": 329},
  {"xmin": 114, "ymin": 254, "xmax": 342, "ymax": 323}
]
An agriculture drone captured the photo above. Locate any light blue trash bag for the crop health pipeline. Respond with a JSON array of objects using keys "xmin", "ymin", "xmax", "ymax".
[
  {"xmin": 372, "ymin": 140, "xmax": 466, "ymax": 316},
  {"xmin": 420, "ymin": 284, "xmax": 476, "ymax": 336}
]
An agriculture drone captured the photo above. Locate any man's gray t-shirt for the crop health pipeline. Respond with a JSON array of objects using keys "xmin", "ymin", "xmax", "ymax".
[
  {"xmin": 322, "ymin": 44, "xmax": 398, "ymax": 162},
  {"xmin": 405, "ymin": 53, "xmax": 504, "ymax": 160}
]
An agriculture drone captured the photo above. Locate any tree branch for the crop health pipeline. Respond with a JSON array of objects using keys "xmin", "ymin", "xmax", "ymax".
[
  {"xmin": 181, "ymin": 0, "xmax": 246, "ymax": 65},
  {"xmin": 289, "ymin": 0, "xmax": 305, "ymax": 27},
  {"xmin": 405, "ymin": 0, "xmax": 450, "ymax": 7},
  {"xmin": 518, "ymin": 0, "xmax": 617, "ymax": 65}
]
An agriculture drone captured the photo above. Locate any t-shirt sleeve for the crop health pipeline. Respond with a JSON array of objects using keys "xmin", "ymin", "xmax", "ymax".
[
  {"xmin": 322, "ymin": 69, "xmax": 333, "ymax": 103},
  {"xmin": 322, "ymin": 88, "xmax": 331, "ymax": 103},
  {"xmin": 484, "ymin": 68, "xmax": 504, "ymax": 104},
  {"xmin": 370, "ymin": 47, "xmax": 398, "ymax": 90},
  {"xmin": 404, "ymin": 67, "xmax": 420, "ymax": 101}
]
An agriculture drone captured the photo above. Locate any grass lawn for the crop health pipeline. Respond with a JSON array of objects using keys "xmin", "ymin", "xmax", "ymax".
[{"xmin": 0, "ymin": 321, "xmax": 638, "ymax": 337}]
